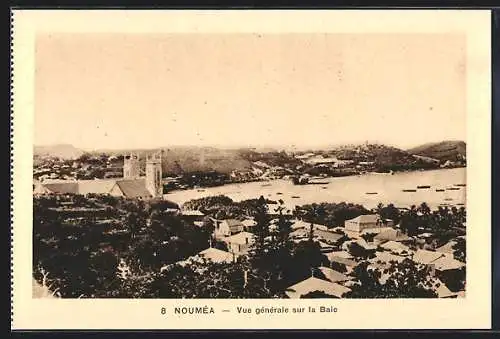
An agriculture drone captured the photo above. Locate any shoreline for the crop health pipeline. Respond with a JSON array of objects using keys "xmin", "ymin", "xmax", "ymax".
[{"xmin": 165, "ymin": 166, "xmax": 467, "ymax": 194}]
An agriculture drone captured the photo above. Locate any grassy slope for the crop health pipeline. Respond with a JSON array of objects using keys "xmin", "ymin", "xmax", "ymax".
[{"xmin": 407, "ymin": 141, "xmax": 466, "ymax": 162}]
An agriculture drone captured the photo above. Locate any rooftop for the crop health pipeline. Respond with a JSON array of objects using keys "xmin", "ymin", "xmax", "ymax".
[
  {"xmin": 223, "ymin": 231, "xmax": 256, "ymax": 245},
  {"xmin": 412, "ymin": 249, "xmax": 447, "ymax": 265},
  {"xmin": 317, "ymin": 267, "xmax": 351, "ymax": 283},
  {"xmin": 380, "ymin": 241, "xmax": 411, "ymax": 254},
  {"xmin": 374, "ymin": 228, "xmax": 410, "ymax": 242},
  {"xmin": 346, "ymin": 214, "xmax": 380, "ymax": 224},
  {"xmin": 285, "ymin": 277, "xmax": 351, "ymax": 299}
]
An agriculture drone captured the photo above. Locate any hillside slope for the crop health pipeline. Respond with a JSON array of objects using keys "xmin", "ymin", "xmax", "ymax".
[
  {"xmin": 407, "ymin": 141, "xmax": 466, "ymax": 162},
  {"xmin": 34, "ymin": 144, "xmax": 84, "ymax": 160}
]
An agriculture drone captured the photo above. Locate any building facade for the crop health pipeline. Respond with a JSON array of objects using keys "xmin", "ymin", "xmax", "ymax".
[
  {"xmin": 123, "ymin": 153, "xmax": 140, "ymax": 179},
  {"xmin": 146, "ymin": 151, "xmax": 163, "ymax": 198}
]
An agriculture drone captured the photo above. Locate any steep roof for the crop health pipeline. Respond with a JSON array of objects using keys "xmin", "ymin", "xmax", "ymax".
[
  {"xmin": 369, "ymin": 251, "xmax": 406, "ymax": 264},
  {"xmin": 355, "ymin": 238, "xmax": 377, "ymax": 250},
  {"xmin": 115, "ymin": 179, "xmax": 152, "ymax": 198},
  {"xmin": 198, "ymin": 248, "xmax": 235, "ymax": 264},
  {"xmin": 222, "ymin": 219, "xmax": 244, "ymax": 228},
  {"xmin": 285, "ymin": 277, "xmax": 351, "ymax": 299},
  {"xmin": 347, "ymin": 214, "xmax": 379, "ymax": 224},
  {"xmin": 412, "ymin": 249, "xmax": 446, "ymax": 265},
  {"xmin": 78, "ymin": 179, "xmax": 117, "ymax": 195},
  {"xmin": 317, "ymin": 266, "xmax": 351, "ymax": 283},
  {"xmin": 436, "ymin": 240, "xmax": 458, "ymax": 254},
  {"xmin": 326, "ymin": 251, "xmax": 353, "ymax": 259},
  {"xmin": 326, "ymin": 255, "xmax": 358, "ymax": 267},
  {"xmin": 432, "ymin": 256, "xmax": 465, "ymax": 271},
  {"xmin": 242, "ymin": 219, "xmax": 257, "ymax": 227},
  {"xmin": 434, "ymin": 279, "xmax": 458, "ymax": 298},
  {"xmin": 41, "ymin": 182, "xmax": 79, "ymax": 194}
]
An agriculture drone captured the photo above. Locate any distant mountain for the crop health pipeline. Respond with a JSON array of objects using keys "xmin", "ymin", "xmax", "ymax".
[
  {"xmin": 34, "ymin": 144, "xmax": 84, "ymax": 160},
  {"xmin": 407, "ymin": 141, "xmax": 466, "ymax": 162}
]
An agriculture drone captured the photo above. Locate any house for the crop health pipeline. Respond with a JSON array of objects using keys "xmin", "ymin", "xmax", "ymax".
[
  {"xmin": 305, "ymin": 157, "xmax": 338, "ymax": 166},
  {"xmin": 317, "ymin": 266, "xmax": 351, "ymax": 283},
  {"xmin": 241, "ymin": 218, "xmax": 257, "ymax": 231},
  {"xmin": 435, "ymin": 240, "xmax": 459, "ymax": 254},
  {"xmin": 373, "ymin": 228, "xmax": 410, "ymax": 244},
  {"xmin": 380, "ymin": 241, "xmax": 412, "ymax": 255},
  {"xmin": 214, "ymin": 219, "xmax": 245, "ymax": 238},
  {"xmin": 433, "ymin": 279, "xmax": 460, "ymax": 298},
  {"xmin": 341, "ymin": 238, "xmax": 377, "ymax": 252},
  {"xmin": 326, "ymin": 255, "xmax": 359, "ymax": 274},
  {"xmin": 432, "ymin": 256, "xmax": 465, "ymax": 271},
  {"xmin": 344, "ymin": 214, "xmax": 384, "ymax": 233},
  {"xmin": 369, "ymin": 251, "xmax": 406, "ymax": 265},
  {"xmin": 285, "ymin": 277, "xmax": 351, "ymax": 299},
  {"xmin": 290, "ymin": 227, "xmax": 311, "ymax": 240},
  {"xmin": 412, "ymin": 249, "xmax": 465, "ymax": 276},
  {"xmin": 197, "ymin": 247, "xmax": 236, "ymax": 264},
  {"xmin": 366, "ymin": 262, "xmax": 392, "ymax": 284},
  {"xmin": 317, "ymin": 241, "xmax": 335, "ymax": 253},
  {"xmin": 180, "ymin": 209, "xmax": 206, "ymax": 223},
  {"xmin": 223, "ymin": 232, "xmax": 256, "ymax": 255},
  {"xmin": 33, "ymin": 151, "xmax": 164, "ymax": 199}
]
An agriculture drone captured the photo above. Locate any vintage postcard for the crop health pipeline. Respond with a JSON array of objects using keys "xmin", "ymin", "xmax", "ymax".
[{"xmin": 11, "ymin": 10, "xmax": 491, "ymax": 330}]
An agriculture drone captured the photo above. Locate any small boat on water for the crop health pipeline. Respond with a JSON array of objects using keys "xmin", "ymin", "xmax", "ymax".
[
  {"xmin": 402, "ymin": 189, "xmax": 417, "ymax": 192},
  {"xmin": 291, "ymin": 196, "xmax": 300, "ymax": 199},
  {"xmin": 436, "ymin": 189, "xmax": 445, "ymax": 192},
  {"xmin": 261, "ymin": 184, "xmax": 272, "ymax": 187},
  {"xmin": 444, "ymin": 198, "xmax": 453, "ymax": 201},
  {"xmin": 417, "ymin": 185, "xmax": 431, "ymax": 189},
  {"xmin": 321, "ymin": 187, "xmax": 328, "ymax": 189},
  {"xmin": 276, "ymin": 192, "xmax": 283, "ymax": 195},
  {"xmin": 454, "ymin": 184, "xmax": 466, "ymax": 187},
  {"xmin": 456, "ymin": 203, "xmax": 465, "ymax": 206},
  {"xmin": 447, "ymin": 187, "xmax": 460, "ymax": 191},
  {"xmin": 365, "ymin": 192, "xmax": 378, "ymax": 195},
  {"xmin": 197, "ymin": 189, "xmax": 205, "ymax": 192}
]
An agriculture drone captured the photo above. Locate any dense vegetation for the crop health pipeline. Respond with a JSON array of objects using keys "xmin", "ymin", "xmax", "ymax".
[
  {"xmin": 182, "ymin": 195, "xmax": 279, "ymax": 219},
  {"xmin": 33, "ymin": 194, "xmax": 210, "ymax": 298},
  {"xmin": 33, "ymin": 194, "xmax": 465, "ymax": 299},
  {"xmin": 408, "ymin": 140, "xmax": 466, "ymax": 162},
  {"xmin": 293, "ymin": 202, "xmax": 372, "ymax": 228}
]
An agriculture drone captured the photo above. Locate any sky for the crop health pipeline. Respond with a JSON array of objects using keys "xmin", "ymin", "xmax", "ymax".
[{"xmin": 35, "ymin": 33, "xmax": 466, "ymax": 151}]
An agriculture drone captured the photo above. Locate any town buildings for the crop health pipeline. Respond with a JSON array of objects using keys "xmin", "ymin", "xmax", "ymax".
[{"xmin": 34, "ymin": 151, "xmax": 164, "ymax": 199}]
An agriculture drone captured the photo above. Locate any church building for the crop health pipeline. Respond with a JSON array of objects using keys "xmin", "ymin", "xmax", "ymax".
[{"xmin": 34, "ymin": 151, "xmax": 164, "ymax": 199}]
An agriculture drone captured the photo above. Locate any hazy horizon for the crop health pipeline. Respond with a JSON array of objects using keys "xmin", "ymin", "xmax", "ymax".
[{"xmin": 35, "ymin": 33, "xmax": 466, "ymax": 151}]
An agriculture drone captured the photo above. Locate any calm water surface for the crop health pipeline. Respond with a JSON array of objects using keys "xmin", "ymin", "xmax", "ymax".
[{"xmin": 164, "ymin": 168, "xmax": 466, "ymax": 210}]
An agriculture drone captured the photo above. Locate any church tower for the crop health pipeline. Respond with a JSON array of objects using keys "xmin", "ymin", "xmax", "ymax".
[
  {"xmin": 123, "ymin": 153, "xmax": 140, "ymax": 179},
  {"xmin": 146, "ymin": 150, "xmax": 163, "ymax": 198}
]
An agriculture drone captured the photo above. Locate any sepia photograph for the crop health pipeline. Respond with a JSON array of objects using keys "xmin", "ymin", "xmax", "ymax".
[
  {"xmin": 32, "ymin": 31, "xmax": 468, "ymax": 300},
  {"xmin": 12, "ymin": 10, "xmax": 491, "ymax": 330}
]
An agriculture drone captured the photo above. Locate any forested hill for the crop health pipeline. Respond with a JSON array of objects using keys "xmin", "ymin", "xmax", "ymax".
[
  {"xmin": 34, "ymin": 141, "xmax": 463, "ymax": 177},
  {"xmin": 407, "ymin": 141, "xmax": 466, "ymax": 162}
]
